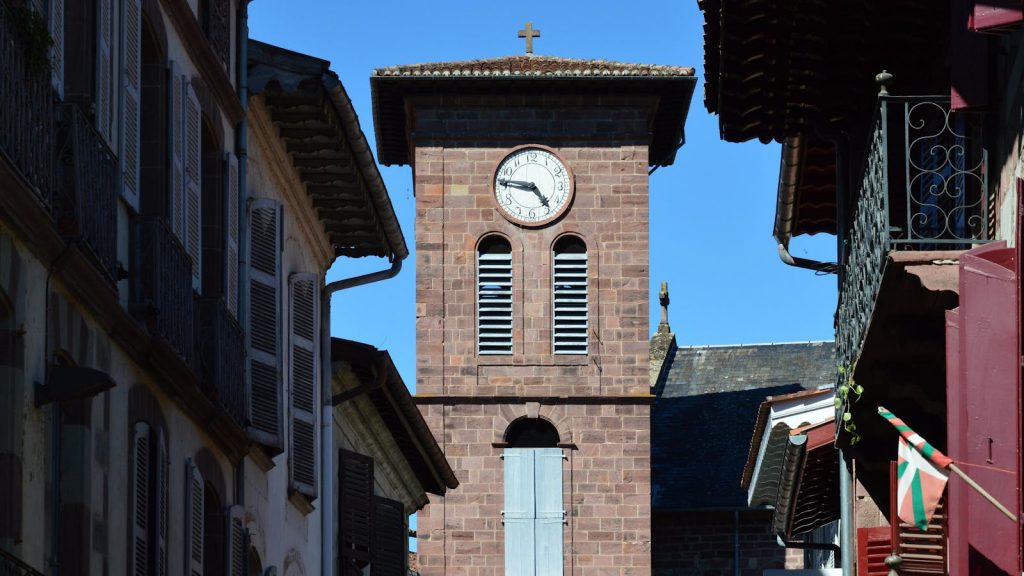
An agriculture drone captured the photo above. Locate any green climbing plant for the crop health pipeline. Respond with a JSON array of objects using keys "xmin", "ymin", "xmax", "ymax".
[{"xmin": 835, "ymin": 363, "xmax": 864, "ymax": 445}]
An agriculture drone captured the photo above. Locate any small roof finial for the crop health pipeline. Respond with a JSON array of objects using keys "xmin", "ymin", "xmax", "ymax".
[
  {"xmin": 658, "ymin": 281, "xmax": 671, "ymax": 333},
  {"xmin": 518, "ymin": 22, "xmax": 541, "ymax": 54}
]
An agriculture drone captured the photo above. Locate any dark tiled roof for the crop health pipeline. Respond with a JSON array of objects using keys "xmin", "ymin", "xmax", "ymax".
[
  {"xmin": 373, "ymin": 55, "xmax": 694, "ymax": 78},
  {"xmin": 652, "ymin": 341, "xmax": 835, "ymax": 510}
]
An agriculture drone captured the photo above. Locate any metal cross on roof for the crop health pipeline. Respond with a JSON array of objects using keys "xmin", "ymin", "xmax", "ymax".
[{"xmin": 517, "ymin": 22, "xmax": 540, "ymax": 54}]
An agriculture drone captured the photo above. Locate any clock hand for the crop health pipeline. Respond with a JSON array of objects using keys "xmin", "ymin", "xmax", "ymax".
[{"xmin": 498, "ymin": 179, "xmax": 538, "ymax": 190}]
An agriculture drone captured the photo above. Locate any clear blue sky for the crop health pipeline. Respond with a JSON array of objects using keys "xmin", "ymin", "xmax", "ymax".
[{"xmin": 249, "ymin": 0, "xmax": 839, "ymax": 393}]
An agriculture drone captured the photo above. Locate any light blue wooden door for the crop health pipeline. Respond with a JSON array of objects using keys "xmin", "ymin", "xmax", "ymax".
[
  {"xmin": 534, "ymin": 448, "xmax": 564, "ymax": 576},
  {"xmin": 504, "ymin": 449, "xmax": 536, "ymax": 575}
]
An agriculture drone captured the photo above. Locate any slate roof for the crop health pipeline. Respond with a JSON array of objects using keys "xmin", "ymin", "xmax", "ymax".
[
  {"xmin": 373, "ymin": 55, "xmax": 695, "ymax": 78},
  {"xmin": 652, "ymin": 341, "xmax": 835, "ymax": 511}
]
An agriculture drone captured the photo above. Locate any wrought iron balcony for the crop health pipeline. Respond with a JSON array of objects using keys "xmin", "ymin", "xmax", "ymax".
[
  {"xmin": 0, "ymin": 0, "xmax": 55, "ymax": 203},
  {"xmin": 837, "ymin": 95, "xmax": 988, "ymax": 382},
  {"xmin": 199, "ymin": 298, "xmax": 246, "ymax": 427},
  {"xmin": 0, "ymin": 548, "xmax": 45, "ymax": 576},
  {"xmin": 54, "ymin": 103, "xmax": 118, "ymax": 280},
  {"xmin": 136, "ymin": 217, "xmax": 196, "ymax": 369}
]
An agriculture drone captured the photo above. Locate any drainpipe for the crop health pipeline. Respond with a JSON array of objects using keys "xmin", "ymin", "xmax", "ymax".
[
  {"xmin": 833, "ymin": 133, "xmax": 854, "ymax": 576},
  {"xmin": 839, "ymin": 450, "xmax": 854, "ymax": 575},
  {"xmin": 734, "ymin": 510, "xmax": 740, "ymax": 576},
  {"xmin": 320, "ymin": 258, "xmax": 403, "ymax": 576},
  {"xmin": 234, "ymin": 0, "xmax": 250, "ymax": 508}
]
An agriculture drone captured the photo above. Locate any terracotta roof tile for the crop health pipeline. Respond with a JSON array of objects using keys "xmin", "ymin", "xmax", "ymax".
[{"xmin": 373, "ymin": 55, "xmax": 694, "ymax": 78}]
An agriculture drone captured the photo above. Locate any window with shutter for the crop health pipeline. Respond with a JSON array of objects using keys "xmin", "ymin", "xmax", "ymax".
[
  {"xmin": 131, "ymin": 422, "xmax": 151, "ymax": 576},
  {"xmin": 225, "ymin": 505, "xmax": 245, "ymax": 576},
  {"xmin": 96, "ymin": 0, "xmax": 113, "ymax": 144},
  {"xmin": 289, "ymin": 273, "xmax": 318, "ymax": 498},
  {"xmin": 154, "ymin": 429, "xmax": 168, "ymax": 576},
  {"xmin": 889, "ymin": 462, "xmax": 947, "ymax": 574},
  {"xmin": 169, "ymin": 62, "xmax": 185, "ymax": 243},
  {"xmin": 121, "ymin": 0, "xmax": 142, "ymax": 210},
  {"xmin": 856, "ymin": 527, "xmax": 890, "ymax": 576},
  {"xmin": 371, "ymin": 496, "xmax": 407, "ymax": 576},
  {"xmin": 184, "ymin": 82, "xmax": 203, "ymax": 289},
  {"xmin": 503, "ymin": 447, "xmax": 565, "ymax": 576},
  {"xmin": 246, "ymin": 199, "xmax": 282, "ymax": 450},
  {"xmin": 225, "ymin": 153, "xmax": 240, "ymax": 317},
  {"xmin": 49, "ymin": 0, "xmax": 63, "ymax": 97},
  {"xmin": 552, "ymin": 236, "xmax": 588, "ymax": 355},
  {"xmin": 186, "ymin": 459, "xmax": 205, "ymax": 576},
  {"xmin": 339, "ymin": 449, "xmax": 374, "ymax": 571},
  {"xmin": 477, "ymin": 236, "xmax": 513, "ymax": 355}
]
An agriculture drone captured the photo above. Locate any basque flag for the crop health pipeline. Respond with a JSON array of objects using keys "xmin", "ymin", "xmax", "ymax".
[{"xmin": 878, "ymin": 406, "xmax": 952, "ymax": 531}]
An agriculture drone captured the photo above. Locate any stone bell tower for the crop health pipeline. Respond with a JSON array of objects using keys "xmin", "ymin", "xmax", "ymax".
[{"xmin": 370, "ymin": 47, "xmax": 695, "ymax": 576}]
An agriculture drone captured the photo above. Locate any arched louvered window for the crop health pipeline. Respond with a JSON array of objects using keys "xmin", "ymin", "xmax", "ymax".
[
  {"xmin": 478, "ymin": 236, "xmax": 513, "ymax": 355},
  {"xmin": 552, "ymin": 236, "xmax": 588, "ymax": 355}
]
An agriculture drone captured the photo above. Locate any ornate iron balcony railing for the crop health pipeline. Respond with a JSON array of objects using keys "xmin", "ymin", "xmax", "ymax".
[
  {"xmin": 54, "ymin": 103, "xmax": 119, "ymax": 280},
  {"xmin": 0, "ymin": 548, "xmax": 45, "ymax": 576},
  {"xmin": 136, "ymin": 217, "xmax": 196, "ymax": 370},
  {"xmin": 199, "ymin": 298, "xmax": 246, "ymax": 427},
  {"xmin": 837, "ymin": 95, "xmax": 988, "ymax": 399},
  {"xmin": 0, "ymin": 0, "xmax": 55, "ymax": 203}
]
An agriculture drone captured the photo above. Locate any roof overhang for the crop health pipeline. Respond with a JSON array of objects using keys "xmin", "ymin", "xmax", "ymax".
[
  {"xmin": 774, "ymin": 136, "xmax": 838, "ymax": 246},
  {"xmin": 771, "ymin": 419, "xmax": 840, "ymax": 539},
  {"xmin": 330, "ymin": 338, "xmax": 458, "ymax": 499},
  {"xmin": 248, "ymin": 40, "xmax": 408, "ymax": 262}
]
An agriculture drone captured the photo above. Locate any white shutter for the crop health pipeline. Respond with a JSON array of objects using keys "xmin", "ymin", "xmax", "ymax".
[
  {"xmin": 185, "ymin": 459, "xmax": 205, "ymax": 576},
  {"xmin": 121, "ymin": 0, "xmax": 142, "ymax": 210},
  {"xmin": 96, "ymin": 0, "xmax": 113, "ymax": 144},
  {"xmin": 168, "ymin": 62, "xmax": 184, "ymax": 242},
  {"xmin": 49, "ymin": 0, "xmax": 63, "ymax": 97},
  {"xmin": 503, "ymin": 449, "xmax": 536, "ymax": 575},
  {"xmin": 477, "ymin": 240, "xmax": 513, "ymax": 355},
  {"xmin": 552, "ymin": 239, "xmax": 588, "ymax": 355},
  {"xmin": 534, "ymin": 449, "xmax": 565, "ymax": 576},
  {"xmin": 225, "ymin": 153, "xmax": 240, "ymax": 317},
  {"xmin": 289, "ymin": 273, "xmax": 318, "ymax": 497},
  {"xmin": 246, "ymin": 198, "xmax": 282, "ymax": 449},
  {"xmin": 184, "ymin": 82, "xmax": 202, "ymax": 289},
  {"xmin": 131, "ymin": 422, "xmax": 151, "ymax": 576},
  {"xmin": 225, "ymin": 505, "xmax": 245, "ymax": 576},
  {"xmin": 154, "ymin": 429, "xmax": 168, "ymax": 576}
]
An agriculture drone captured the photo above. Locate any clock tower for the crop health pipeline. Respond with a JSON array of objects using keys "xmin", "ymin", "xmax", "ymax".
[{"xmin": 371, "ymin": 53, "xmax": 695, "ymax": 576}]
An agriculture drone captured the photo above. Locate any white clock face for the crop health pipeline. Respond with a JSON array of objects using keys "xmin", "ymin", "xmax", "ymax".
[{"xmin": 493, "ymin": 146, "xmax": 573, "ymax": 226}]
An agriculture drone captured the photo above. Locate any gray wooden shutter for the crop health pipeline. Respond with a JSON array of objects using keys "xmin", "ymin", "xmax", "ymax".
[
  {"xmin": 184, "ymin": 82, "xmax": 202, "ymax": 289},
  {"xmin": 503, "ymin": 448, "xmax": 536, "ymax": 575},
  {"xmin": 339, "ymin": 449, "xmax": 374, "ymax": 566},
  {"xmin": 169, "ymin": 62, "xmax": 185, "ymax": 242},
  {"xmin": 131, "ymin": 422, "xmax": 151, "ymax": 576},
  {"xmin": 96, "ymin": 0, "xmax": 113, "ymax": 144},
  {"xmin": 49, "ymin": 0, "xmax": 63, "ymax": 97},
  {"xmin": 185, "ymin": 459, "xmax": 205, "ymax": 576},
  {"xmin": 552, "ymin": 242, "xmax": 588, "ymax": 354},
  {"xmin": 121, "ymin": 0, "xmax": 142, "ymax": 210},
  {"xmin": 154, "ymin": 429, "xmax": 169, "ymax": 576},
  {"xmin": 371, "ymin": 496, "xmax": 406, "ymax": 576},
  {"xmin": 477, "ymin": 240, "xmax": 513, "ymax": 355},
  {"xmin": 289, "ymin": 273, "xmax": 318, "ymax": 497},
  {"xmin": 225, "ymin": 505, "xmax": 245, "ymax": 576},
  {"xmin": 246, "ymin": 199, "xmax": 282, "ymax": 449},
  {"xmin": 225, "ymin": 153, "xmax": 240, "ymax": 317},
  {"xmin": 534, "ymin": 449, "xmax": 565, "ymax": 576}
]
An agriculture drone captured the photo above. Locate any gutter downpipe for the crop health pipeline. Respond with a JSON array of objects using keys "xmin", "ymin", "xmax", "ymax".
[
  {"xmin": 775, "ymin": 136, "xmax": 839, "ymax": 274},
  {"xmin": 320, "ymin": 258, "xmax": 403, "ymax": 576},
  {"xmin": 834, "ymin": 134, "xmax": 854, "ymax": 576},
  {"xmin": 235, "ymin": 1, "xmax": 250, "ymax": 508}
]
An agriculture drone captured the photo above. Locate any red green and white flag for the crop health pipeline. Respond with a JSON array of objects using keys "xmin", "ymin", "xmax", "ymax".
[{"xmin": 878, "ymin": 406, "xmax": 953, "ymax": 531}]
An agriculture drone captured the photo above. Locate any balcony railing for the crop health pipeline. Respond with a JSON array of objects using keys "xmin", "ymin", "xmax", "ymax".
[
  {"xmin": 54, "ymin": 103, "xmax": 118, "ymax": 280},
  {"xmin": 0, "ymin": 0, "xmax": 55, "ymax": 203},
  {"xmin": 199, "ymin": 298, "xmax": 246, "ymax": 427},
  {"xmin": 837, "ymin": 95, "xmax": 989, "ymax": 380},
  {"xmin": 136, "ymin": 217, "xmax": 196, "ymax": 370},
  {"xmin": 0, "ymin": 548, "xmax": 45, "ymax": 576}
]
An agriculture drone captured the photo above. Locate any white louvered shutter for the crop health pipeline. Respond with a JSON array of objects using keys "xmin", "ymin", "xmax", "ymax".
[
  {"xmin": 289, "ymin": 273, "xmax": 318, "ymax": 497},
  {"xmin": 534, "ymin": 449, "xmax": 565, "ymax": 576},
  {"xmin": 247, "ymin": 199, "xmax": 282, "ymax": 449},
  {"xmin": 96, "ymin": 0, "xmax": 113, "ymax": 144},
  {"xmin": 154, "ymin": 429, "xmax": 169, "ymax": 576},
  {"xmin": 225, "ymin": 505, "xmax": 245, "ymax": 576},
  {"xmin": 185, "ymin": 459, "xmax": 205, "ymax": 576},
  {"xmin": 552, "ymin": 241, "xmax": 588, "ymax": 354},
  {"xmin": 503, "ymin": 449, "xmax": 535, "ymax": 575},
  {"xmin": 49, "ymin": 0, "xmax": 63, "ymax": 97},
  {"xmin": 184, "ymin": 82, "xmax": 202, "ymax": 289},
  {"xmin": 168, "ymin": 62, "xmax": 184, "ymax": 242},
  {"xmin": 225, "ymin": 153, "xmax": 240, "ymax": 317},
  {"xmin": 477, "ymin": 240, "xmax": 513, "ymax": 355},
  {"xmin": 131, "ymin": 422, "xmax": 150, "ymax": 576},
  {"xmin": 121, "ymin": 0, "xmax": 142, "ymax": 210}
]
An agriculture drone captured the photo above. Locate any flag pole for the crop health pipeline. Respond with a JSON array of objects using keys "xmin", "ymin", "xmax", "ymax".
[{"xmin": 948, "ymin": 463, "xmax": 1018, "ymax": 522}]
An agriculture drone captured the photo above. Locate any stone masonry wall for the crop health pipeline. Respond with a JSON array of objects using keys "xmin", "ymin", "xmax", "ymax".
[{"xmin": 652, "ymin": 510, "xmax": 792, "ymax": 576}]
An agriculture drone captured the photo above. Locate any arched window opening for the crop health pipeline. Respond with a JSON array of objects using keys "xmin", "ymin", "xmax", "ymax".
[
  {"xmin": 199, "ymin": 118, "xmax": 223, "ymax": 299},
  {"xmin": 203, "ymin": 483, "xmax": 224, "ymax": 575},
  {"xmin": 552, "ymin": 235, "xmax": 588, "ymax": 355},
  {"xmin": 139, "ymin": 14, "xmax": 168, "ymax": 219},
  {"xmin": 505, "ymin": 418, "xmax": 560, "ymax": 449},
  {"xmin": 477, "ymin": 236, "xmax": 513, "ymax": 355}
]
